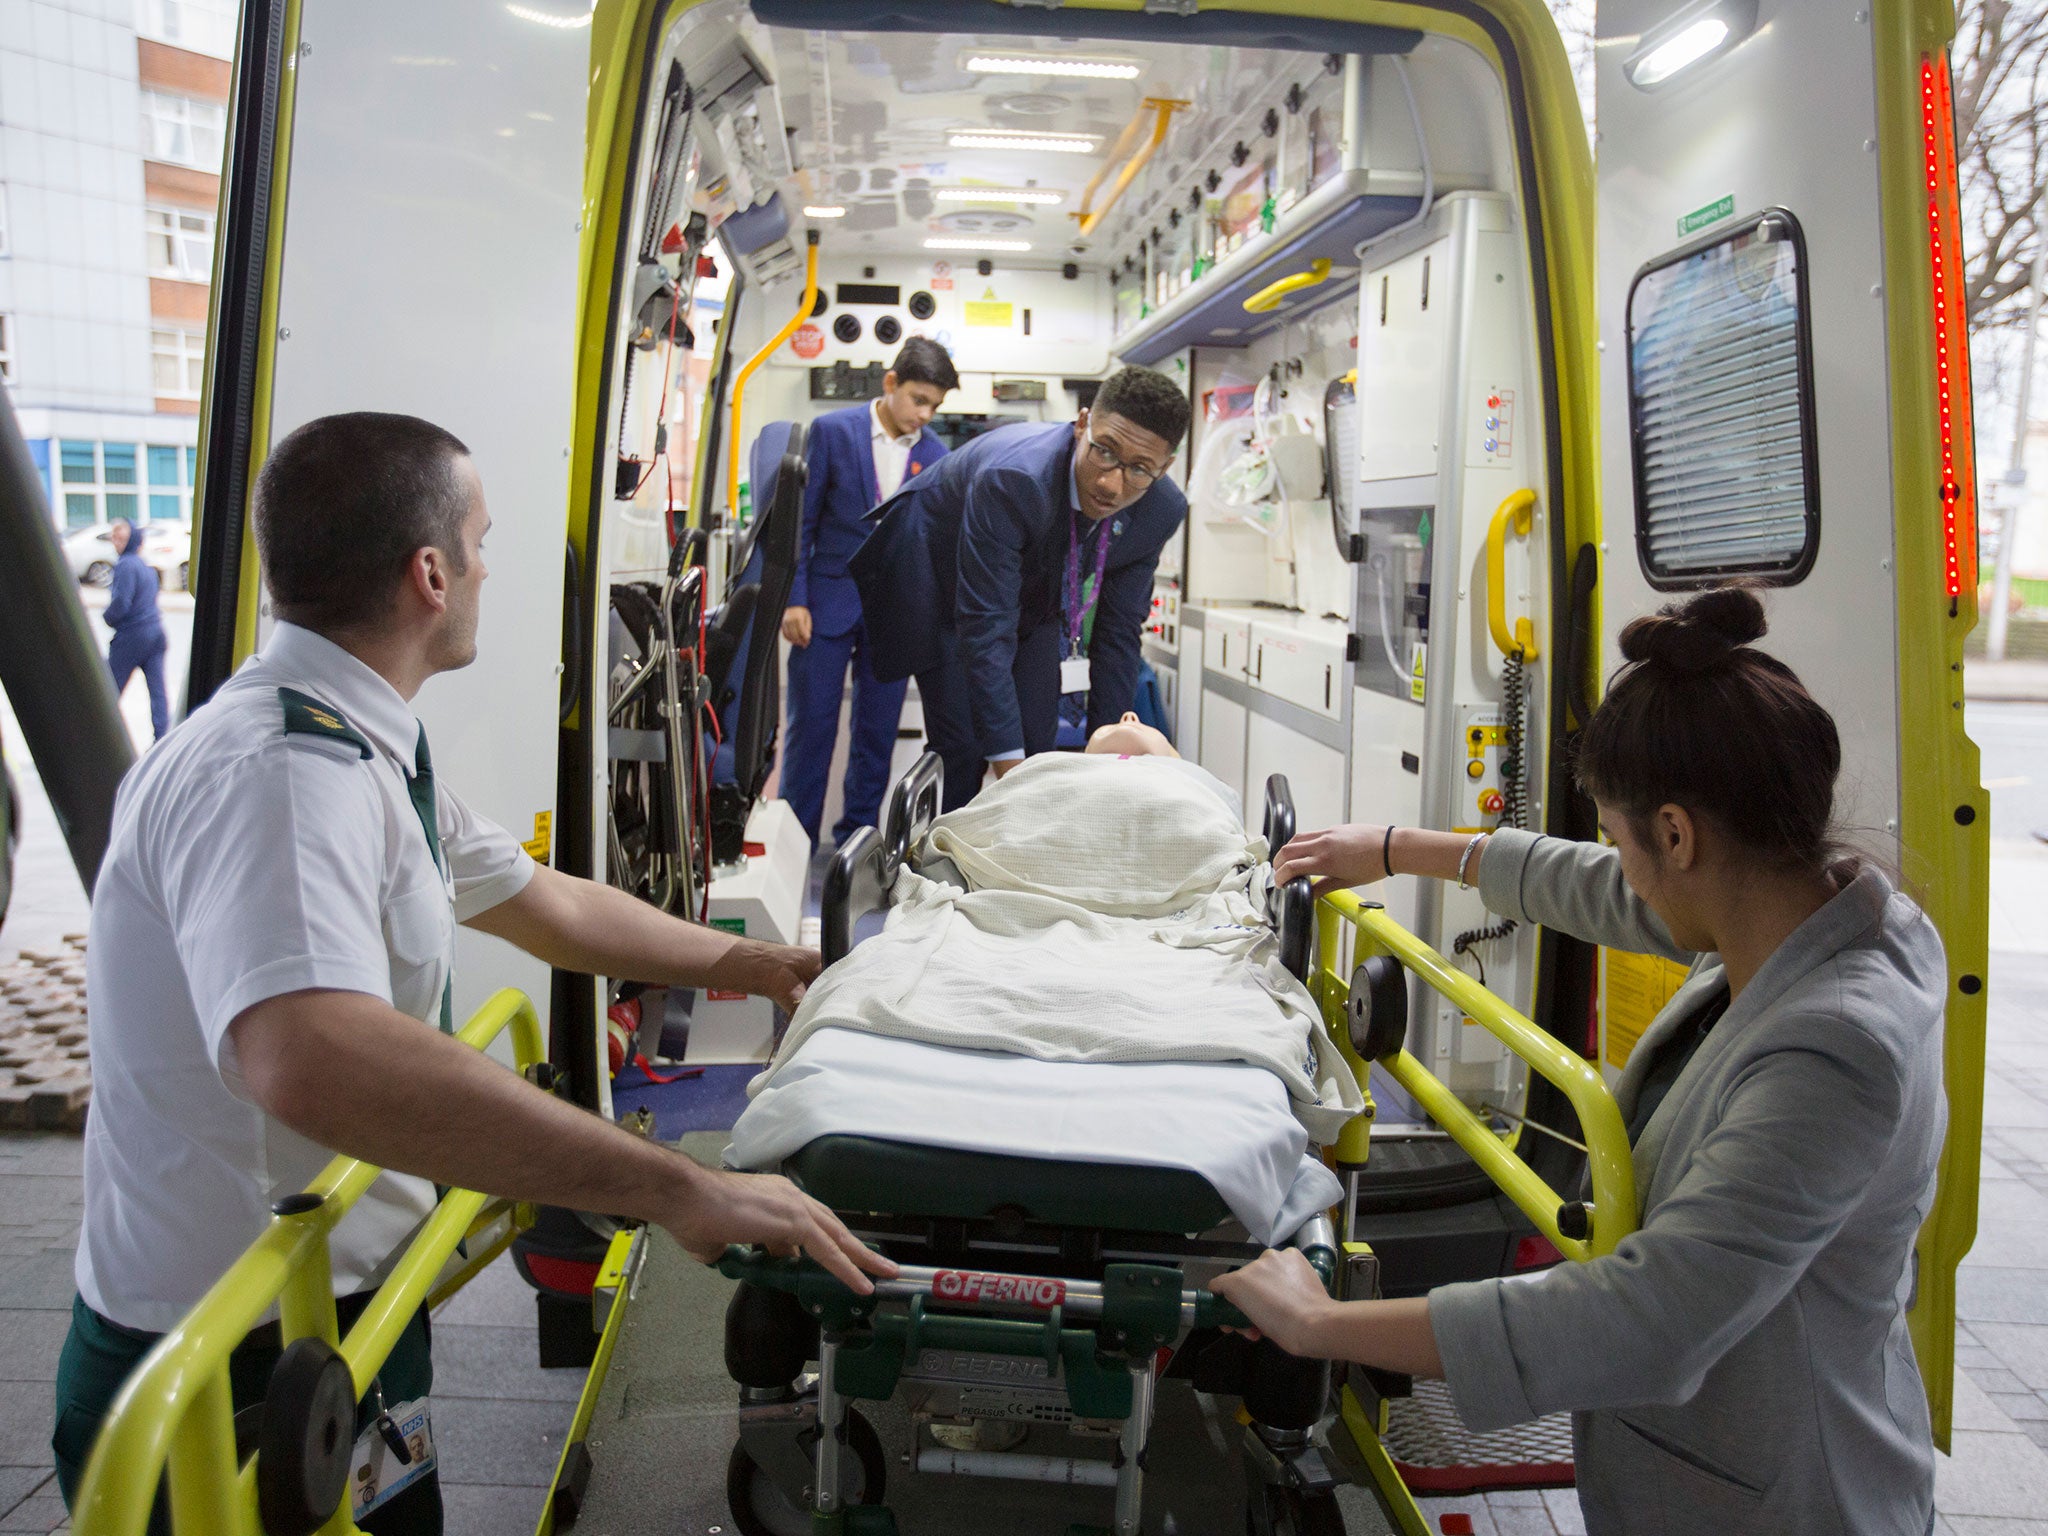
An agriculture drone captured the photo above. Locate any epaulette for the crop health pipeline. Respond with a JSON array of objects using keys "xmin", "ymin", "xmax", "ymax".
[{"xmin": 278, "ymin": 687, "xmax": 374, "ymax": 759}]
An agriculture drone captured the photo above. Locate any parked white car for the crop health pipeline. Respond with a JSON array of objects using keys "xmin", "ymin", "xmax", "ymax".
[{"xmin": 64, "ymin": 521, "xmax": 191, "ymax": 591}]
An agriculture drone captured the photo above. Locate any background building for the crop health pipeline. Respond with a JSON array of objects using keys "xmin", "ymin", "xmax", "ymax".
[{"xmin": 0, "ymin": 0, "xmax": 233, "ymax": 535}]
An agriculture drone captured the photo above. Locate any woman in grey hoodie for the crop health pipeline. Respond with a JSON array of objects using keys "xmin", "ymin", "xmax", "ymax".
[{"xmin": 1214, "ymin": 584, "xmax": 1947, "ymax": 1536}]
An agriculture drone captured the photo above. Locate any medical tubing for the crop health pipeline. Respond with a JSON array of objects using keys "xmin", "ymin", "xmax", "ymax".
[
  {"xmin": 1352, "ymin": 56, "xmax": 1433, "ymax": 265},
  {"xmin": 1369, "ymin": 552, "xmax": 1408, "ymax": 682}
]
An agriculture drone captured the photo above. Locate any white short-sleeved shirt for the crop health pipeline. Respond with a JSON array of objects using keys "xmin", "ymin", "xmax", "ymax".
[{"xmin": 76, "ymin": 623, "xmax": 536, "ymax": 1331}]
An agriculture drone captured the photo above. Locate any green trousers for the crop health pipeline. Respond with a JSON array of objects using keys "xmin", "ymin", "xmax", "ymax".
[{"xmin": 53, "ymin": 1291, "xmax": 440, "ymax": 1535}]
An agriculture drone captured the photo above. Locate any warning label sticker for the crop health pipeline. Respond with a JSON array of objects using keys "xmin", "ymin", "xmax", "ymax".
[{"xmin": 1603, "ymin": 947, "xmax": 1692, "ymax": 1069}]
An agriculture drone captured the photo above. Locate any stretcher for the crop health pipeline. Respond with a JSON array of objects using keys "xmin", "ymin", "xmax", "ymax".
[{"xmin": 717, "ymin": 752, "xmax": 1347, "ymax": 1536}]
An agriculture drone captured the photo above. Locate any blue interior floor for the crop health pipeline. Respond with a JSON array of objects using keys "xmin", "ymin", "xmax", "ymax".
[{"xmin": 610, "ymin": 1060, "xmax": 758, "ymax": 1140}]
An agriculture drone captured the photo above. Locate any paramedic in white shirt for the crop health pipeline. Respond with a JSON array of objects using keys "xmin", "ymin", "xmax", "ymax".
[{"xmin": 53, "ymin": 411, "xmax": 894, "ymax": 1530}]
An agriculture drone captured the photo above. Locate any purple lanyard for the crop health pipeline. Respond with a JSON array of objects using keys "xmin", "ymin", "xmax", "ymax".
[{"xmin": 1064, "ymin": 510, "xmax": 1112, "ymax": 659}]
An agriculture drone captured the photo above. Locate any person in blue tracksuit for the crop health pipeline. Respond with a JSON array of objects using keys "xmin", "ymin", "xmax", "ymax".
[
  {"xmin": 781, "ymin": 338, "xmax": 959, "ymax": 847},
  {"xmin": 851, "ymin": 365, "xmax": 1191, "ymax": 811},
  {"xmin": 103, "ymin": 520, "xmax": 169, "ymax": 741}
]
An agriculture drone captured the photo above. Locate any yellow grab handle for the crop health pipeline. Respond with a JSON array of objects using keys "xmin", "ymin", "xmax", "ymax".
[
  {"xmin": 726, "ymin": 229, "xmax": 820, "ymax": 521},
  {"xmin": 1242, "ymin": 257, "xmax": 1332, "ymax": 314},
  {"xmin": 1486, "ymin": 488, "xmax": 1539, "ymax": 660}
]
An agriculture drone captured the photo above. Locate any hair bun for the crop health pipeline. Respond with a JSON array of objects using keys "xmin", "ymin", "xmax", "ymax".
[{"xmin": 1618, "ymin": 585, "xmax": 1768, "ymax": 673}]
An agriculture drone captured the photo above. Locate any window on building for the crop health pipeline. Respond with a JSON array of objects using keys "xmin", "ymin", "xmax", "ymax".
[
  {"xmin": 105, "ymin": 443, "xmax": 141, "ymax": 523},
  {"xmin": 148, "ymin": 444, "xmax": 189, "ymax": 522},
  {"xmin": 55, "ymin": 441, "xmax": 192, "ymax": 527},
  {"xmin": 147, "ymin": 205, "xmax": 216, "ymax": 280},
  {"xmin": 141, "ymin": 91, "xmax": 227, "ymax": 171},
  {"xmin": 152, "ymin": 327, "xmax": 206, "ymax": 399},
  {"xmin": 139, "ymin": 0, "xmax": 238, "ymax": 59},
  {"xmin": 0, "ymin": 315, "xmax": 13, "ymax": 384}
]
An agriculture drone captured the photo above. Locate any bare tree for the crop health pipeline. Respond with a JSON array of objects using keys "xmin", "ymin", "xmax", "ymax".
[
  {"xmin": 1546, "ymin": 0, "xmax": 1596, "ymax": 145},
  {"xmin": 1957, "ymin": 0, "xmax": 2048, "ymax": 331}
]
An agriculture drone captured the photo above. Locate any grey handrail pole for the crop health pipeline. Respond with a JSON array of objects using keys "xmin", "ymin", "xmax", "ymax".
[{"xmin": 0, "ymin": 387, "xmax": 136, "ymax": 894}]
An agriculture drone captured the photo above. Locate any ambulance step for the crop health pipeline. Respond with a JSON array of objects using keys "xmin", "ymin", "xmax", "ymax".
[{"xmin": 1382, "ymin": 1378, "xmax": 1574, "ymax": 1496}]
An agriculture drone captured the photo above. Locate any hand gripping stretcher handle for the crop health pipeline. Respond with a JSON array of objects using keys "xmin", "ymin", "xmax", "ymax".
[{"xmin": 716, "ymin": 1246, "xmax": 1339, "ymax": 1337}]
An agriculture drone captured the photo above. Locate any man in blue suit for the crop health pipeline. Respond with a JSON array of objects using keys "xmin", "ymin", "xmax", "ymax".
[
  {"xmin": 851, "ymin": 366, "xmax": 1191, "ymax": 811},
  {"xmin": 781, "ymin": 338, "xmax": 958, "ymax": 847}
]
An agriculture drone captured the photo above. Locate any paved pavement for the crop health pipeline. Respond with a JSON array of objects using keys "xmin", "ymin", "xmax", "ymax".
[
  {"xmin": 1968, "ymin": 658, "xmax": 2048, "ymax": 705},
  {"xmin": 4, "ymin": 620, "xmax": 2048, "ymax": 1532}
]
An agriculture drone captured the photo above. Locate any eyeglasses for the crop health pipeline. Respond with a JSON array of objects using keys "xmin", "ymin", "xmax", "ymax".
[{"xmin": 1082, "ymin": 425, "xmax": 1163, "ymax": 489}]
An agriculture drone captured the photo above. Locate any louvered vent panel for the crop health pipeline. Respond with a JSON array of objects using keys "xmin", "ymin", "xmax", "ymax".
[{"xmin": 1628, "ymin": 213, "xmax": 1817, "ymax": 582}]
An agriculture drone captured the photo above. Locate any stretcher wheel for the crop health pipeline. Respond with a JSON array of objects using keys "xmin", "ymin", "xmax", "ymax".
[
  {"xmin": 255, "ymin": 1336, "xmax": 357, "ymax": 1536},
  {"xmin": 727, "ymin": 1406, "xmax": 885, "ymax": 1536},
  {"xmin": 1247, "ymin": 1485, "xmax": 1347, "ymax": 1536}
]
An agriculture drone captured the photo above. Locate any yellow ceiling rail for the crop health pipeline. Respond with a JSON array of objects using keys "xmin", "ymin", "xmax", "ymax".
[
  {"xmin": 1244, "ymin": 257, "xmax": 1332, "ymax": 314},
  {"xmin": 1073, "ymin": 97, "xmax": 1189, "ymax": 239},
  {"xmin": 725, "ymin": 228, "xmax": 820, "ymax": 520}
]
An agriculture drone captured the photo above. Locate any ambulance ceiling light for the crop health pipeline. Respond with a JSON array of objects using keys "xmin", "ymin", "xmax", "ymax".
[
  {"xmin": 804, "ymin": 205, "xmax": 847, "ymax": 218},
  {"xmin": 504, "ymin": 2, "xmax": 592, "ymax": 28},
  {"xmin": 963, "ymin": 53, "xmax": 1143, "ymax": 81},
  {"xmin": 925, "ymin": 238, "xmax": 1032, "ymax": 252},
  {"xmin": 949, "ymin": 132, "xmax": 1097, "ymax": 154},
  {"xmin": 935, "ymin": 186, "xmax": 1065, "ymax": 204},
  {"xmin": 1622, "ymin": 0, "xmax": 1757, "ymax": 90}
]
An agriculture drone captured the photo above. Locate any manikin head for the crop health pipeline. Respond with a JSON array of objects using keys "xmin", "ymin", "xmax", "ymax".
[
  {"xmin": 1085, "ymin": 712, "xmax": 1179, "ymax": 759},
  {"xmin": 1070, "ymin": 366, "xmax": 1192, "ymax": 523}
]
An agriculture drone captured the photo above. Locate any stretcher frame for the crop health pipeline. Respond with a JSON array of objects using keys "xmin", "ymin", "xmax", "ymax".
[
  {"xmin": 726, "ymin": 754, "xmax": 1343, "ymax": 1536},
  {"xmin": 68, "ymin": 990, "xmax": 549, "ymax": 1536}
]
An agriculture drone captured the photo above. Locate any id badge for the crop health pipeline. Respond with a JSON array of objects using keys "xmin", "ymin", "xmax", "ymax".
[
  {"xmin": 350, "ymin": 1397, "xmax": 437, "ymax": 1519},
  {"xmin": 1060, "ymin": 657, "xmax": 1092, "ymax": 694}
]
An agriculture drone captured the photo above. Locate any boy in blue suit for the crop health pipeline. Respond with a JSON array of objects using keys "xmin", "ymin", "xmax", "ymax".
[
  {"xmin": 851, "ymin": 366, "xmax": 1191, "ymax": 811},
  {"xmin": 781, "ymin": 338, "xmax": 958, "ymax": 847}
]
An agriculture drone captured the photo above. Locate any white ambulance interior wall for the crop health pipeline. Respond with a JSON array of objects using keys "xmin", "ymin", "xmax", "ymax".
[{"xmin": 1591, "ymin": 3, "xmax": 1904, "ymax": 1079}]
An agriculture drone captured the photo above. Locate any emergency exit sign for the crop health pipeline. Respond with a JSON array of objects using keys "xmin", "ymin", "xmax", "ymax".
[{"xmin": 1678, "ymin": 195, "xmax": 1735, "ymax": 237}]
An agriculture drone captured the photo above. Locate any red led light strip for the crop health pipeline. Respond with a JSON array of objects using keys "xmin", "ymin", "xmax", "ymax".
[{"xmin": 1922, "ymin": 54, "xmax": 1978, "ymax": 600}]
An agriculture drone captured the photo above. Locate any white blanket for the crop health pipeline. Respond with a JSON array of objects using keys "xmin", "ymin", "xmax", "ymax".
[
  {"xmin": 921, "ymin": 752, "xmax": 1265, "ymax": 916},
  {"xmin": 754, "ymin": 755, "xmax": 1365, "ymax": 1141},
  {"xmin": 727, "ymin": 1028, "xmax": 1344, "ymax": 1245}
]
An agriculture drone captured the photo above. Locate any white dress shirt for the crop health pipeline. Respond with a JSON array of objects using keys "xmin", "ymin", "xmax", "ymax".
[
  {"xmin": 76, "ymin": 622, "xmax": 535, "ymax": 1329},
  {"xmin": 870, "ymin": 398, "xmax": 916, "ymax": 503}
]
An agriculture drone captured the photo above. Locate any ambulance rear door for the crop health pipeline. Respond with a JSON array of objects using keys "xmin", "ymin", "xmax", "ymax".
[
  {"xmin": 189, "ymin": 0, "xmax": 591, "ymax": 1033},
  {"xmin": 1592, "ymin": 0, "xmax": 1988, "ymax": 1443}
]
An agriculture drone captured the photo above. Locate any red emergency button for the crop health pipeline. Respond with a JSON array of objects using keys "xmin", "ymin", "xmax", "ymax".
[{"xmin": 1479, "ymin": 789, "xmax": 1505, "ymax": 815}]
